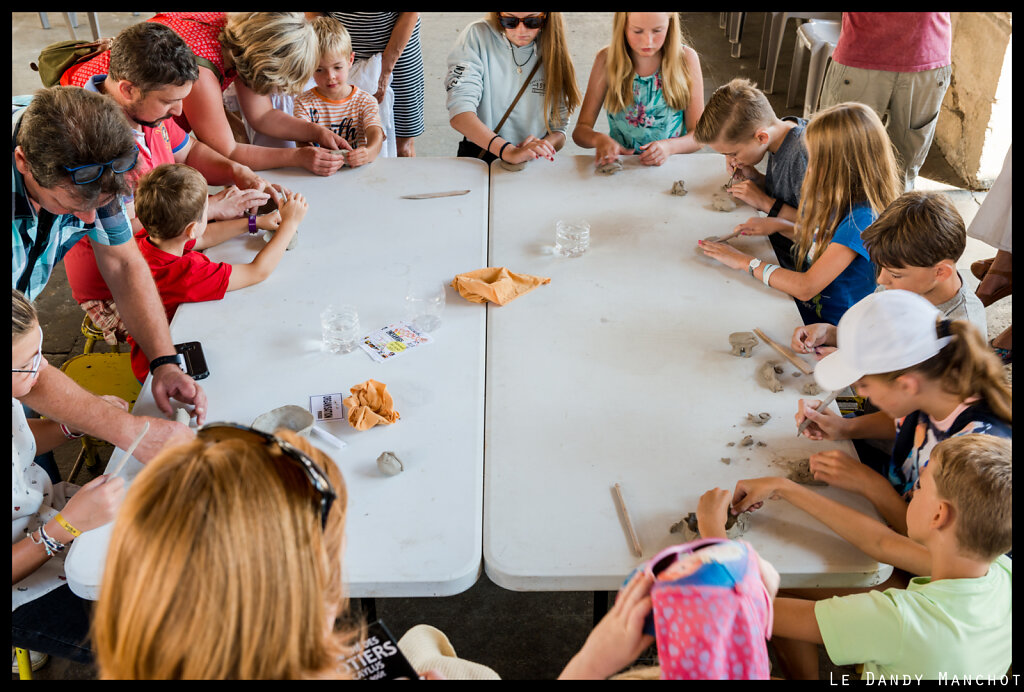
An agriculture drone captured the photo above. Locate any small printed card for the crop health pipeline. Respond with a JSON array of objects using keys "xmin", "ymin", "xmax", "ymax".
[
  {"xmin": 360, "ymin": 321, "xmax": 433, "ymax": 363},
  {"xmin": 310, "ymin": 393, "xmax": 345, "ymax": 422},
  {"xmin": 340, "ymin": 619, "xmax": 419, "ymax": 680}
]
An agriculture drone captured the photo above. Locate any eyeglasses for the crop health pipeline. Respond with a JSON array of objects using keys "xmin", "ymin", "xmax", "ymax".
[
  {"xmin": 498, "ymin": 14, "xmax": 546, "ymax": 30},
  {"xmin": 12, "ymin": 326, "xmax": 44, "ymax": 375},
  {"xmin": 197, "ymin": 422, "xmax": 337, "ymax": 530},
  {"xmin": 63, "ymin": 149, "xmax": 139, "ymax": 185}
]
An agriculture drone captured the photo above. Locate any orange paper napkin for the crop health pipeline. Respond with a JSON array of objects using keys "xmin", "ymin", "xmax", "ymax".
[
  {"xmin": 451, "ymin": 267, "xmax": 551, "ymax": 306},
  {"xmin": 343, "ymin": 379, "xmax": 400, "ymax": 431}
]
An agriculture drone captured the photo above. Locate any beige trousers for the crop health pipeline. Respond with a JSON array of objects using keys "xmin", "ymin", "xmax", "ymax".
[{"xmin": 819, "ymin": 62, "xmax": 952, "ymax": 190}]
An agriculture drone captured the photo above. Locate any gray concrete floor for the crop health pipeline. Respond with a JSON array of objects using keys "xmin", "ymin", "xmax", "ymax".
[{"xmin": 13, "ymin": 12, "xmax": 1010, "ymax": 680}]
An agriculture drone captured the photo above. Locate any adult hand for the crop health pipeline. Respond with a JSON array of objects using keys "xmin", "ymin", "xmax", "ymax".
[
  {"xmin": 595, "ymin": 135, "xmax": 632, "ymax": 167},
  {"xmin": 808, "ymin": 450, "xmax": 874, "ymax": 493},
  {"xmin": 696, "ymin": 487, "xmax": 733, "ymax": 539},
  {"xmin": 207, "ymin": 186, "xmax": 271, "ymax": 221},
  {"xmin": 791, "ymin": 323, "xmax": 834, "ymax": 355},
  {"xmin": 374, "ymin": 68, "xmax": 393, "ymax": 104},
  {"xmin": 795, "ymin": 398, "xmax": 849, "ymax": 441},
  {"xmin": 310, "ymin": 125, "xmax": 353, "ymax": 152},
  {"xmin": 295, "ymin": 145, "xmax": 347, "ymax": 176},
  {"xmin": 559, "ymin": 569, "xmax": 655, "ymax": 679},
  {"xmin": 697, "ymin": 239, "xmax": 753, "ymax": 272},
  {"xmin": 150, "ymin": 364, "xmax": 208, "ymax": 426},
  {"xmin": 728, "ymin": 180, "xmax": 773, "ymax": 213},
  {"xmin": 59, "ymin": 473, "xmax": 126, "ymax": 533},
  {"xmin": 637, "ymin": 140, "xmax": 669, "ymax": 167},
  {"xmin": 731, "ymin": 477, "xmax": 786, "ymax": 514}
]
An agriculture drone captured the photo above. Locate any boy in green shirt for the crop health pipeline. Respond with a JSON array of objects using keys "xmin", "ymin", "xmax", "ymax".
[{"xmin": 728, "ymin": 434, "xmax": 1012, "ymax": 680}]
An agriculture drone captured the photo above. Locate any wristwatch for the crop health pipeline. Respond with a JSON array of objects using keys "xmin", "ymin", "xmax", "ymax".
[
  {"xmin": 149, "ymin": 353, "xmax": 184, "ymax": 374},
  {"xmin": 247, "ymin": 214, "xmax": 259, "ymax": 235},
  {"xmin": 747, "ymin": 257, "xmax": 762, "ymax": 277}
]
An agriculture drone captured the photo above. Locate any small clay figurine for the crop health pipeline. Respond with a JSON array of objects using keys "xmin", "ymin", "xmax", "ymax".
[
  {"xmin": 711, "ymin": 191, "xmax": 739, "ymax": 212},
  {"xmin": 802, "ymin": 381, "xmax": 822, "ymax": 396},
  {"xmin": 596, "ymin": 160, "xmax": 623, "ymax": 175},
  {"xmin": 746, "ymin": 412, "xmax": 771, "ymax": 426},
  {"xmin": 729, "ymin": 331, "xmax": 759, "ymax": 357},
  {"xmin": 758, "ymin": 360, "xmax": 785, "ymax": 392},
  {"xmin": 670, "ymin": 180, "xmax": 688, "ymax": 196},
  {"xmin": 376, "ymin": 451, "xmax": 404, "ymax": 476}
]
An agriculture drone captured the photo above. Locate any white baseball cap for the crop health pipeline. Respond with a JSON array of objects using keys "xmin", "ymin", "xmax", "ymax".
[{"xmin": 814, "ymin": 290, "xmax": 952, "ymax": 391}]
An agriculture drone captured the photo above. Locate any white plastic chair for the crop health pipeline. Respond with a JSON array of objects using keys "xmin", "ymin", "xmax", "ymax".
[
  {"xmin": 787, "ymin": 20, "xmax": 841, "ymax": 119},
  {"xmin": 759, "ymin": 12, "xmax": 842, "ymax": 93}
]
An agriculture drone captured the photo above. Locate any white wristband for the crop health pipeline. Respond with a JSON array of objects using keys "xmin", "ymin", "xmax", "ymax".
[{"xmin": 762, "ymin": 263, "xmax": 780, "ymax": 287}]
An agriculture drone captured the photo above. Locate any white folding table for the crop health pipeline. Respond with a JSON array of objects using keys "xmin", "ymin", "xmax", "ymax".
[
  {"xmin": 65, "ymin": 158, "xmax": 490, "ymax": 599},
  {"xmin": 483, "ymin": 155, "xmax": 891, "ymax": 592}
]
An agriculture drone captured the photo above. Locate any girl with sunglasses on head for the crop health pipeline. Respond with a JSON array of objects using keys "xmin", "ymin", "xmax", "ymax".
[
  {"xmin": 573, "ymin": 12, "xmax": 704, "ymax": 169},
  {"xmin": 12, "ymin": 288, "xmax": 128, "ymax": 669},
  {"xmin": 446, "ymin": 12, "xmax": 581, "ymax": 166}
]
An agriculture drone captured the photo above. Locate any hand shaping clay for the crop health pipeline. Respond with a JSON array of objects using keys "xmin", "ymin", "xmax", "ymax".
[
  {"xmin": 757, "ymin": 360, "xmax": 785, "ymax": 393},
  {"xmin": 746, "ymin": 412, "xmax": 771, "ymax": 426},
  {"xmin": 729, "ymin": 331, "xmax": 759, "ymax": 357},
  {"xmin": 376, "ymin": 451, "xmax": 404, "ymax": 476},
  {"xmin": 778, "ymin": 457, "xmax": 826, "ymax": 486},
  {"xmin": 263, "ymin": 229, "xmax": 298, "ymax": 250},
  {"xmin": 500, "ymin": 159, "xmax": 526, "ymax": 172},
  {"xmin": 670, "ymin": 511, "xmax": 749, "ymax": 541},
  {"xmin": 596, "ymin": 160, "xmax": 623, "ymax": 175},
  {"xmin": 670, "ymin": 180, "xmax": 688, "ymax": 196},
  {"xmin": 802, "ymin": 381, "xmax": 822, "ymax": 396},
  {"xmin": 711, "ymin": 191, "xmax": 739, "ymax": 212}
]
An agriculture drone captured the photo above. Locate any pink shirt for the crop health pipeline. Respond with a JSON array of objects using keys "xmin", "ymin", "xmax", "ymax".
[{"xmin": 831, "ymin": 12, "xmax": 951, "ymax": 72}]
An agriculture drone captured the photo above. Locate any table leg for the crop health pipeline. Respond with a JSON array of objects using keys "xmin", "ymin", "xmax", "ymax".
[
  {"xmin": 359, "ymin": 596, "xmax": 377, "ymax": 622},
  {"xmin": 592, "ymin": 590, "xmax": 610, "ymax": 627}
]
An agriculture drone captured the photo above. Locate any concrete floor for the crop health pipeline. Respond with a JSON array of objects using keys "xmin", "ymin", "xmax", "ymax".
[{"xmin": 13, "ymin": 12, "xmax": 1010, "ymax": 680}]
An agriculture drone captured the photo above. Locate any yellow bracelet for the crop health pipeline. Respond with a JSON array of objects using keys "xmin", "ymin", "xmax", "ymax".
[{"xmin": 54, "ymin": 513, "xmax": 81, "ymax": 538}]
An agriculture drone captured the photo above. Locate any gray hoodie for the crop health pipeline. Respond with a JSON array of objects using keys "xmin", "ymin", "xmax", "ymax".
[{"xmin": 445, "ymin": 18, "xmax": 568, "ymax": 146}]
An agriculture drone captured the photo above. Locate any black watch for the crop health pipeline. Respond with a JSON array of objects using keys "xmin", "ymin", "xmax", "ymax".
[{"xmin": 149, "ymin": 353, "xmax": 184, "ymax": 374}]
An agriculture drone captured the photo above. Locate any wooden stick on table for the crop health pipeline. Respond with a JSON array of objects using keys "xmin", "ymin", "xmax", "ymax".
[
  {"xmin": 612, "ymin": 483, "xmax": 643, "ymax": 557},
  {"xmin": 753, "ymin": 327, "xmax": 815, "ymax": 376}
]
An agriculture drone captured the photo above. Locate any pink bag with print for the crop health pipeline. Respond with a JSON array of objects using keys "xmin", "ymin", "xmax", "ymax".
[{"xmin": 642, "ymin": 538, "xmax": 773, "ymax": 679}]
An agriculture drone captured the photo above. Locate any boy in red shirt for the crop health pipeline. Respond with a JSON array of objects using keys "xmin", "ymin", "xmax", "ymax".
[{"xmin": 124, "ymin": 163, "xmax": 308, "ymax": 381}]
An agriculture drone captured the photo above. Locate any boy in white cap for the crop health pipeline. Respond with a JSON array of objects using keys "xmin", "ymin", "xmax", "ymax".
[{"xmin": 792, "ymin": 290, "xmax": 1011, "ymax": 533}]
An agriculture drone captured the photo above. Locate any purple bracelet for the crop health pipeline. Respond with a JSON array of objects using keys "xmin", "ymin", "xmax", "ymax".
[{"xmin": 247, "ymin": 215, "xmax": 258, "ymax": 235}]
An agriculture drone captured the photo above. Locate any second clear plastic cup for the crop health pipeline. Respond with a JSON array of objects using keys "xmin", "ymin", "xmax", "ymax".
[
  {"xmin": 405, "ymin": 280, "xmax": 445, "ymax": 332},
  {"xmin": 321, "ymin": 305, "xmax": 360, "ymax": 354},
  {"xmin": 555, "ymin": 220, "xmax": 590, "ymax": 257}
]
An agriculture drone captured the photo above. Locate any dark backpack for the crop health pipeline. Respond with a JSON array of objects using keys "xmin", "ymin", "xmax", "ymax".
[{"xmin": 30, "ymin": 39, "xmax": 110, "ymax": 87}]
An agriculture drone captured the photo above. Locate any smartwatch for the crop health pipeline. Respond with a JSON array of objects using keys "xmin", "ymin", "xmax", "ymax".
[
  {"xmin": 747, "ymin": 257, "xmax": 762, "ymax": 277},
  {"xmin": 149, "ymin": 353, "xmax": 184, "ymax": 374}
]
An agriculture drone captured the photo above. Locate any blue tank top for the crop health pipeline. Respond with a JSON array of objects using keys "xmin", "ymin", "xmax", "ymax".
[{"xmin": 606, "ymin": 70, "xmax": 685, "ymax": 150}]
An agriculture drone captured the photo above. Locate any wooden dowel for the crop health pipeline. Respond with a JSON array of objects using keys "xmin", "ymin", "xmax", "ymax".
[
  {"xmin": 107, "ymin": 421, "xmax": 149, "ymax": 477},
  {"xmin": 753, "ymin": 327, "xmax": 814, "ymax": 375},
  {"xmin": 612, "ymin": 483, "xmax": 643, "ymax": 557}
]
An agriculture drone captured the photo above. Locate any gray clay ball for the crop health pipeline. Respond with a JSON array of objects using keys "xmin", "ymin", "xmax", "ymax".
[{"xmin": 376, "ymin": 451, "xmax": 404, "ymax": 476}]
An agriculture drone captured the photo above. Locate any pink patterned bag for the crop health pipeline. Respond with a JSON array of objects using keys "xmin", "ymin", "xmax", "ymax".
[{"xmin": 643, "ymin": 538, "xmax": 773, "ymax": 679}]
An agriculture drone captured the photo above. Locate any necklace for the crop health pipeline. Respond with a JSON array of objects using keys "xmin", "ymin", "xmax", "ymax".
[{"xmin": 506, "ymin": 36, "xmax": 535, "ymax": 74}]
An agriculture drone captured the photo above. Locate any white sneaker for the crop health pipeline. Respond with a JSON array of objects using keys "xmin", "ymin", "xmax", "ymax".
[{"xmin": 12, "ymin": 647, "xmax": 49, "ymax": 673}]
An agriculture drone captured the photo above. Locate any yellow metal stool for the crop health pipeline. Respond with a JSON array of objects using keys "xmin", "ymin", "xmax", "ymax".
[
  {"xmin": 15, "ymin": 647, "xmax": 34, "ymax": 680},
  {"xmin": 81, "ymin": 313, "xmax": 121, "ymax": 354},
  {"xmin": 59, "ymin": 352, "xmax": 140, "ymax": 482}
]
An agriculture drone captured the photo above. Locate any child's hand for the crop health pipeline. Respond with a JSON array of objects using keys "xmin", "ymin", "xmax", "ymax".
[
  {"xmin": 808, "ymin": 450, "xmax": 874, "ymax": 493},
  {"xmin": 346, "ymin": 147, "xmax": 373, "ymax": 167},
  {"xmin": 697, "ymin": 239, "xmax": 753, "ymax": 272},
  {"xmin": 256, "ymin": 210, "xmax": 282, "ymax": 232},
  {"xmin": 728, "ymin": 180, "xmax": 773, "ymax": 213},
  {"xmin": 59, "ymin": 474, "xmax": 127, "ymax": 534},
  {"xmin": 732, "ymin": 216, "xmax": 782, "ymax": 237},
  {"xmin": 278, "ymin": 192, "xmax": 309, "ymax": 225},
  {"xmin": 558, "ymin": 570, "xmax": 655, "ymax": 679},
  {"xmin": 696, "ymin": 487, "xmax": 733, "ymax": 539},
  {"xmin": 755, "ymin": 554, "xmax": 781, "ymax": 601},
  {"xmin": 795, "ymin": 398, "xmax": 849, "ymax": 441},
  {"xmin": 506, "ymin": 135, "xmax": 556, "ymax": 164},
  {"xmin": 595, "ymin": 136, "xmax": 632, "ymax": 166},
  {"xmin": 728, "ymin": 160, "xmax": 759, "ymax": 181},
  {"xmin": 731, "ymin": 477, "xmax": 785, "ymax": 514},
  {"xmin": 637, "ymin": 140, "xmax": 669, "ymax": 166},
  {"xmin": 791, "ymin": 323, "xmax": 834, "ymax": 355}
]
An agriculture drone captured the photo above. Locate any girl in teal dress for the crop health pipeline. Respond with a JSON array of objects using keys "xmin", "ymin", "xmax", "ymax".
[{"xmin": 572, "ymin": 12, "xmax": 704, "ymax": 167}]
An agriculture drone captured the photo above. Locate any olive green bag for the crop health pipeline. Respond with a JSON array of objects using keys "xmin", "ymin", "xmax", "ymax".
[{"xmin": 30, "ymin": 39, "xmax": 110, "ymax": 87}]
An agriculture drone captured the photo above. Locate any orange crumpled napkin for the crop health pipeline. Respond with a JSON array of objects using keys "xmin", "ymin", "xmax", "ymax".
[
  {"xmin": 342, "ymin": 379, "xmax": 400, "ymax": 431},
  {"xmin": 451, "ymin": 267, "xmax": 551, "ymax": 306}
]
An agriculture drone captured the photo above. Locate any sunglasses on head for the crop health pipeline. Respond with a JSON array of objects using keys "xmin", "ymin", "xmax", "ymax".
[
  {"xmin": 197, "ymin": 422, "xmax": 337, "ymax": 530},
  {"xmin": 63, "ymin": 149, "xmax": 139, "ymax": 185},
  {"xmin": 12, "ymin": 326, "xmax": 44, "ymax": 375},
  {"xmin": 498, "ymin": 14, "xmax": 546, "ymax": 30}
]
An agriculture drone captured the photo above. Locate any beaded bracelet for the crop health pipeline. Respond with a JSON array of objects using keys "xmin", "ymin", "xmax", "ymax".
[
  {"xmin": 762, "ymin": 263, "xmax": 780, "ymax": 287},
  {"xmin": 39, "ymin": 525, "xmax": 65, "ymax": 555}
]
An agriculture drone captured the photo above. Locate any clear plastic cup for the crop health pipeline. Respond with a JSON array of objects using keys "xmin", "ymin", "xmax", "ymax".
[
  {"xmin": 555, "ymin": 219, "xmax": 590, "ymax": 257},
  {"xmin": 405, "ymin": 280, "xmax": 446, "ymax": 332},
  {"xmin": 321, "ymin": 305, "xmax": 360, "ymax": 354}
]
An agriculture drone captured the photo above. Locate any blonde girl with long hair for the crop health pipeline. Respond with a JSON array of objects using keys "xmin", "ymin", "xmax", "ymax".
[
  {"xmin": 446, "ymin": 12, "xmax": 581, "ymax": 166},
  {"xmin": 572, "ymin": 12, "xmax": 704, "ymax": 168},
  {"xmin": 797, "ymin": 289, "xmax": 1012, "ymax": 535},
  {"xmin": 700, "ymin": 102, "xmax": 902, "ymax": 326}
]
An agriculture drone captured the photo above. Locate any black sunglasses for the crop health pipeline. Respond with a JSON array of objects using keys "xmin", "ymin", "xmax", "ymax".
[
  {"xmin": 498, "ymin": 14, "xmax": 546, "ymax": 30},
  {"xmin": 63, "ymin": 149, "xmax": 139, "ymax": 185},
  {"xmin": 197, "ymin": 422, "xmax": 337, "ymax": 530}
]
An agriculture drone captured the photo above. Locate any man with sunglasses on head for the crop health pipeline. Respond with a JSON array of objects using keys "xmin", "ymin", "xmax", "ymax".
[{"xmin": 12, "ymin": 86, "xmax": 205, "ymax": 460}]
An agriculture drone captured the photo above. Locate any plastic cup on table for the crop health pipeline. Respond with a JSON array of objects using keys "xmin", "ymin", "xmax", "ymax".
[
  {"xmin": 405, "ymin": 280, "xmax": 446, "ymax": 332},
  {"xmin": 321, "ymin": 305, "xmax": 360, "ymax": 354}
]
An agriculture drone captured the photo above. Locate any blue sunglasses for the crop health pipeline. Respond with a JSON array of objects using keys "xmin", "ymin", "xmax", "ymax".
[{"xmin": 63, "ymin": 149, "xmax": 139, "ymax": 185}]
